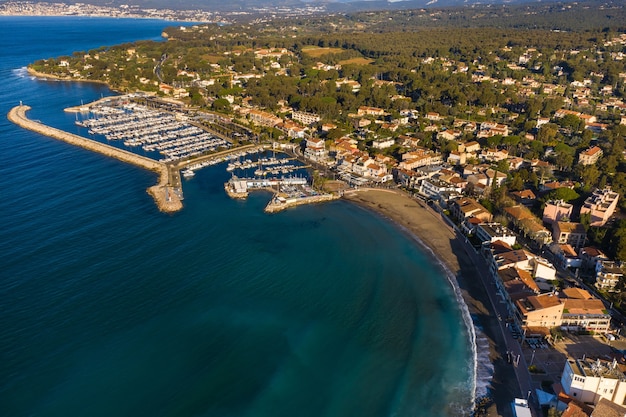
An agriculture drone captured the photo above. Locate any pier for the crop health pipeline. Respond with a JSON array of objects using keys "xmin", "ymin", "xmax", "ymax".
[
  {"xmin": 264, "ymin": 193, "xmax": 339, "ymax": 213},
  {"xmin": 172, "ymin": 144, "xmax": 264, "ymax": 171},
  {"xmin": 224, "ymin": 176, "xmax": 338, "ymax": 212},
  {"xmin": 8, "ymin": 104, "xmax": 183, "ymax": 213}
]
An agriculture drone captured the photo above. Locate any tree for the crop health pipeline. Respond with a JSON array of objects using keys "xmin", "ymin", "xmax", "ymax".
[
  {"xmin": 579, "ymin": 165, "xmax": 601, "ymax": 190},
  {"xmin": 212, "ymin": 98, "xmax": 231, "ymax": 112},
  {"xmin": 509, "ymin": 174, "xmax": 525, "ymax": 191},
  {"xmin": 537, "ymin": 123, "xmax": 558, "ymax": 144},
  {"xmin": 543, "ymin": 187, "xmax": 580, "ymax": 203}
]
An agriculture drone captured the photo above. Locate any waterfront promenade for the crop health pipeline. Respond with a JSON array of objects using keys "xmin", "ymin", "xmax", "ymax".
[{"xmin": 8, "ymin": 104, "xmax": 182, "ymax": 213}]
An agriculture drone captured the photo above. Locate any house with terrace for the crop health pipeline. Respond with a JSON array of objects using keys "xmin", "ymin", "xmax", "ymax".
[
  {"xmin": 580, "ymin": 187, "xmax": 620, "ymax": 227},
  {"xmin": 543, "ymin": 200, "xmax": 574, "ymax": 224},
  {"xmin": 560, "ymin": 288, "xmax": 611, "ymax": 334},
  {"xmin": 561, "ymin": 357, "xmax": 626, "ymax": 407},
  {"xmin": 553, "ymin": 222, "xmax": 587, "ymax": 250},
  {"xmin": 304, "ymin": 137, "xmax": 327, "ymax": 163},
  {"xmin": 595, "ymin": 262, "xmax": 624, "ymax": 293},
  {"xmin": 448, "ymin": 197, "xmax": 493, "ymax": 234}
]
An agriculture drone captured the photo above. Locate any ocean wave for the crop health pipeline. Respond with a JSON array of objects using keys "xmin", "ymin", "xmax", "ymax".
[
  {"xmin": 12, "ymin": 66, "xmax": 29, "ymax": 78},
  {"xmin": 397, "ymin": 224, "xmax": 495, "ymax": 415}
]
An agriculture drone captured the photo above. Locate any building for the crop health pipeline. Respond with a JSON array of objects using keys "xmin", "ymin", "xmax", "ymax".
[
  {"xmin": 580, "ymin": 247, "xmax": 610, "ymax": 273},
  {"xmin": 561, "ymin": 357, "xmax": 626, "ymax": 405},
  {"xmin": 449, "ymin": 198, "xmax": 493, "ymax": 223},
  {"xmin": 418, "ymin": 177, "xmax": 461, "ymax": 201},
  {"xmin": 580, "ymin": 188, "xmax": 620, "ymax": 227},
  {"xmin": 476, "ymin": 223, "xmax": 517, "ymax": 247},
  {"xmin": 399, "ymin": 148, "xmax": 443, "ymax": 169},
  {"xmin": 553, "ymin": 222, "xmax": 587, "ymax": 249},
  {"xmin": 511, "ymin": 190, "xmax": 537, "ymax": 206},
  {"xmin": 248, "ymin": 109, "xmax": 282, "ymax": 127},
  {"xmin": 372, "ymin": 138, "xmax": 395, "ymax": 149},
  {"xmin": 504, "ymin": 205, "xmax": 553, "ymax": 246},
  {"xmin": 515, "ymin": 293, "xmax": 564, "ymax": 329},
  {"xmin": 304, "ymin": 137, "xmax": 327, "ymax": 162},
  {"xmin": 548, "ymin": 243, "xmax": 582, "ymax": 270},
  {"xmin": 292, "ymin": 110, "xmax": 321, "ymax": 126},
  {"xmin": 595, "ymin": 262, "xmax": 624, "ymax": 292},
  {"xmin": 578, "ymin": 146, "xmax": 603, "ymax": 166},
  {"xmin": 560, "ymin": 288, "xmax": 611, "ymax": 333},
  {"xmin": 543, "ymin": 200, "xmax": 574, "ymax": 224},
  {"xmin": 591, "ymin": 398, "xmax": 626, "ymax": 417},
  {"xmin": 357, "ymin": 106, "xmax": 385, "ymax": 116}
]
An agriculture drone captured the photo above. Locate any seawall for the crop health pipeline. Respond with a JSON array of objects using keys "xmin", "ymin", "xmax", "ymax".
[{"xmin": 8, "ymin": 105, "xmax": 182, "ymax": 213}]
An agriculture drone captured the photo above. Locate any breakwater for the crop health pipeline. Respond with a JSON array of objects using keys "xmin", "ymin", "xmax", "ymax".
[
  {"xmin": 7, "ymin": 104, "xmax": 182, "ymax": 213},
  {"xmin": 264, "ymin": 193, "xmax": 339, "ymax": 213}
]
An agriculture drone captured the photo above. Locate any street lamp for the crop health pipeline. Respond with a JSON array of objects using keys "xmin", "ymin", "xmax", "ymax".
[{"xmin": 530, "ymin": 349, "xmax": 536, "ymax": 367}]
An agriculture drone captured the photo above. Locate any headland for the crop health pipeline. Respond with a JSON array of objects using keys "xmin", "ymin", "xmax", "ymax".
[
  {"xmin": 342, "ymin": 188, "xmax": 520, "ymax": 417},
  {"xmin": 7, "ymin": 104, "xmax": 183, "ymax": 214}
]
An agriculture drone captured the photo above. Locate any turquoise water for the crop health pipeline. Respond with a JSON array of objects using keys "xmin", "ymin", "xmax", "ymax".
[{"xmin": 0, "ymin": 17, "xmax": 481, "ymax": 417}]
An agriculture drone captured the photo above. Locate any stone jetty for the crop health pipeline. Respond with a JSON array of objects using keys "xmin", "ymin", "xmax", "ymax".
[
  {"xmin": 264, "ymin": 193, "xmax": 339, "ymax": 213},
  {"xmin": 8, "ymin": 104, "xmax": 182, "ymax": 213}
]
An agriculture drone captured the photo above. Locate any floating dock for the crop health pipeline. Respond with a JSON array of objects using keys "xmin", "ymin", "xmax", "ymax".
[{"xmin": 8, "ymin": 104, "xmax": 183, "ymax": 214}]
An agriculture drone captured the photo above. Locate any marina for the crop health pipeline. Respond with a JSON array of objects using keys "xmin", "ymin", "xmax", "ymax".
[
  {"xmin": 8, "ymin": 104, "xmax": 183, "ymax": 213},
  {"xmin": 12, "ymin": 95, "xmax": 336, "ymax": 213},
  {"xmin": 75, "ymin": 101, "xmax": 232, "ymax": 163},
  {"xmin": 224, "ymin": 176, "xmax": 338, "ymax": 212}
]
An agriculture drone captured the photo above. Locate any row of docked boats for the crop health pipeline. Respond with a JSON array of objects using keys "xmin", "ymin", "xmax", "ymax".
[
  {"xmin": 77, "ymin": 103, "xmax": 231, "ymax": 162},
  {"xmin": 180, "ymin": 147, "xmax": 266, "ymax": 179}
]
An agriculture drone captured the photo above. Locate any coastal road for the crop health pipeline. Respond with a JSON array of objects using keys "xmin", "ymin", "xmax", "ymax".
[{"xmin": 413, "ymin": 197, "xmax": 539, "ymax": 417}]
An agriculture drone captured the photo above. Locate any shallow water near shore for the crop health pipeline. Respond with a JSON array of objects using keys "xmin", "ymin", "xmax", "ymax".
[{"xmin": 1, "ymin": 17, "xmax": 485, "ymax": 416}]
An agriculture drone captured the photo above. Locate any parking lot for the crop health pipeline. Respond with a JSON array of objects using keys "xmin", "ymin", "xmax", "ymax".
[{"xmin": 521, "ymin": 332, "xmax": 626, "ymax": 391}]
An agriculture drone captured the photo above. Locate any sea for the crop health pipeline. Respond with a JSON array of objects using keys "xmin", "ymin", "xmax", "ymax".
[{"xmin": 0, "ymin": 16, "xmax": 492, "ymax": 417}]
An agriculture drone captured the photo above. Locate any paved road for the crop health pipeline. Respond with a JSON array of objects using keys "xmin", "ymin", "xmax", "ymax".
[{"xmin": 416, "ymin": 198, "xmax": 540, "ymax": 416}]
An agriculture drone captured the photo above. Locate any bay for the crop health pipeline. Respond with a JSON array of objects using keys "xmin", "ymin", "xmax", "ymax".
[{"xmin": 0, "ymin": 16, "xmax": 479, "ymax": 417}]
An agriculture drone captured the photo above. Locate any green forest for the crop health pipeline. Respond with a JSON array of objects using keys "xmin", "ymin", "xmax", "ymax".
[{"xmin": 29, "ymin": 0, "xmax": 626, "ymax": 266}]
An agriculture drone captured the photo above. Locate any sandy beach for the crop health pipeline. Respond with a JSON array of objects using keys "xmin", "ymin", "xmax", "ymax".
[{"xmin": 342, "ymin": 188, "xmax": 520, "ymax": 417}]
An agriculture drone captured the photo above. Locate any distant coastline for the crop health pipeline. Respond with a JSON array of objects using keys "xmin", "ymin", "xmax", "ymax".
[{"xmin": 26, "ymin": 66, "xmax": 113, "ymax": 87}]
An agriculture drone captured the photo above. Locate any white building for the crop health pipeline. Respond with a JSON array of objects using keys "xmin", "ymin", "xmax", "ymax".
[
  {"xmin": 561, "ymin": 357, "xmax": 626, "ymax": 406},
  {"xmin": 372, "ymin": 138, "xmax": 395, "ymax": 149},
  {"xmin": 476, "ymin": 223, "xmax": 517, "ymax": 247},
  {"xmin": 304, "ymin": 137, "xmax": 327, "ymax": 162},
  {"xmin": 292, "ymin": 110, "xmax": 321, "ymax": 126}
]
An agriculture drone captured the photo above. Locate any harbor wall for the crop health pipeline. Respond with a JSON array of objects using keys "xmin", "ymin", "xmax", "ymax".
[
  {"xmin": 8, "ymin": 105, "xmax": 182, "ymax": 213},
  {"xmin": 264, "ymin": 194, "xmax": 338, "ymax": 213}
]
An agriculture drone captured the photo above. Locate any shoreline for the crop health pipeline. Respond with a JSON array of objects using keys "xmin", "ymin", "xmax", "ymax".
[
  {"xmin": 342, "ymin": 189, "xmax": 520, "ymax": 417},
  {"xmin": 7, "ymin": 104, "xmax": 182, "ymax": 214},
  {"xmin": 26, "ymin": 66, "xmax": 110, "ymax": 86}
]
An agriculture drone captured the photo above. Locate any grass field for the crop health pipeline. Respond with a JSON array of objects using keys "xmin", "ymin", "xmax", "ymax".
[
  {"xmin": 338, "ymin": 57, "xmax": 374, "ymax": 65},
  {"xmin": 202, "ymin": 54, "xmax": 225, "ymax": 64},
  {"xmin": 301, "ymin": 46, "xmax": 344, "ymax": 57}
]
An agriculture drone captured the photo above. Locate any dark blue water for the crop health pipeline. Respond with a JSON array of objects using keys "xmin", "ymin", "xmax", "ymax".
[{"xmin": 0, "ymin": 17, "xmax": 482, "ymax": 417}]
